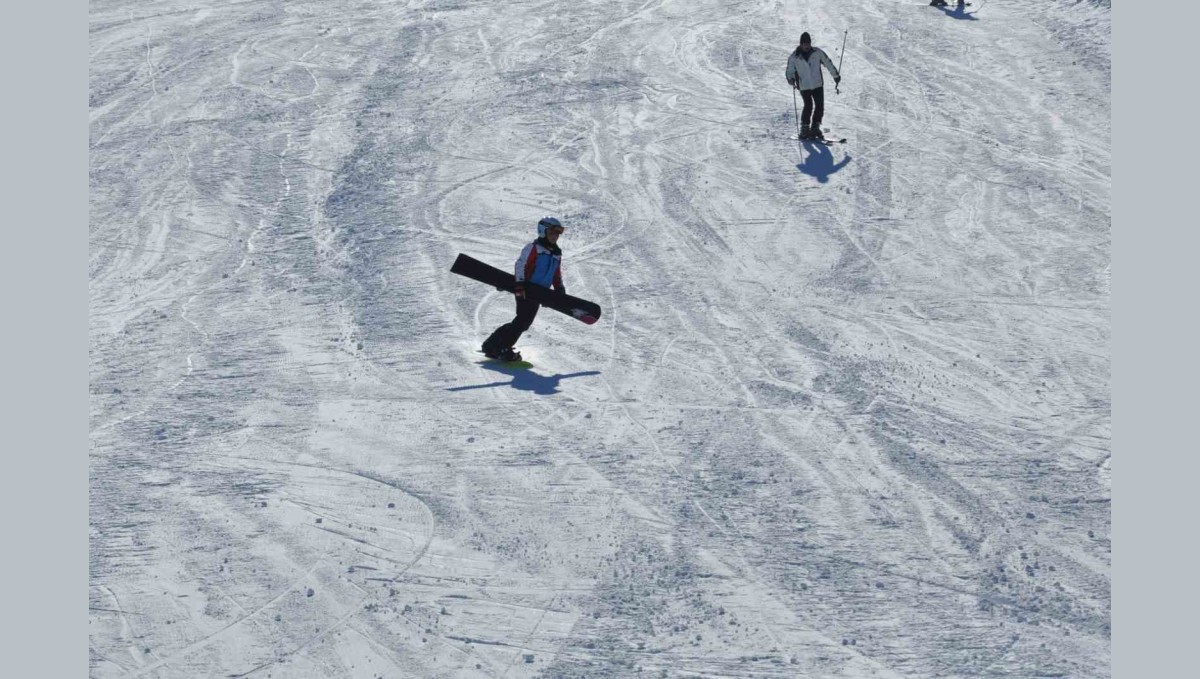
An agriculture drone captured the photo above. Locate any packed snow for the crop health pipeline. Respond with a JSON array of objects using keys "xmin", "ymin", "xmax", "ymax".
[{"xmin": 90, "ymin": 0, "xmax": 1110, "ymax": 676}]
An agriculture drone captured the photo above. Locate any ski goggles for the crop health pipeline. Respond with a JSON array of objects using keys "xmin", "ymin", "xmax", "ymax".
[{"xmin": 538, "ymin": 218, "xmax": 565, "ymax": 234}]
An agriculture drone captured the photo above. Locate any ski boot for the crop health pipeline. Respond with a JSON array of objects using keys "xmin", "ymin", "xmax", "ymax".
[
  {"xmin": 800, "ymin": 123, "xmax": 811, "ymax": 139},
  {"xmin": 484, "ymin": 346, "xmax": 522, "ymax": 362},
  {"xmin": 809, "ymin": 126, "xmax": 825, "ymax": 140},
  {"xmin": 482, "ymin": 344, "xmax": 506, "ymax": 360}
]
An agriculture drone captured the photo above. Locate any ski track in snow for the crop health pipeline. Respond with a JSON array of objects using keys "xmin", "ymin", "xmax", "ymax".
[{"xmin": 91, "ymin": 0, "xmax": 1109, "ymax": 677}]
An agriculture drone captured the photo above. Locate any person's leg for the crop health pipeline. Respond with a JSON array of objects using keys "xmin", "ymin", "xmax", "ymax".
[
  {"xmin": 481, "ymin": 321, "xmax": 509, "ymax": 354},
  {"xmin": 507, "ymin": 297, "xmax": 540, "ymax": 348},
  {"xmin": 483, "ymin": 297, "xmax": 522, "ymax": 353},
  {"xmin": 811, "ymin": 87, "xmax": 825, "ymax": 129},
  {"xmin": 800, "ymin": 89, "xmax": 815, "ymax": 127},
  {"xmin": 484, "ymin": 297, "xmax": 540, "ymax": 353}
]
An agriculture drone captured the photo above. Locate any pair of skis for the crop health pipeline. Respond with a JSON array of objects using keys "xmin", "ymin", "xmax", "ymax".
[{"xmin": 793, "ymin": 132, "xmax": 847, "ymax": 145}]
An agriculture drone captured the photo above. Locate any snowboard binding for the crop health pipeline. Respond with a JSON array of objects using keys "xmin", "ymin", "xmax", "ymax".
[{"xmin": 484, "ymin": 347, "xmax": 523, "ymax": 363}]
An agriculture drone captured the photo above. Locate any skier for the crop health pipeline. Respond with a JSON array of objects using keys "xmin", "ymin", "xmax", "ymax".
[
  {"xmin": 785, "ymin": 32, "xmax": 841, "ymax": 140},
  {"xmin": 481, "ymin": 217, "xmax": 567, "ymax": 362}
]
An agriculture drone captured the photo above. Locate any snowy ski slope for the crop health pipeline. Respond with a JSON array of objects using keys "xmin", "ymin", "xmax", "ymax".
[{"xmin": 90, "ymin": 0, "xmax": 1110, "ymax": 676}]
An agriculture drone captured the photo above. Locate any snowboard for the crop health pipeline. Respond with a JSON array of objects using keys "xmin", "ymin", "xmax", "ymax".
[
  {"xmin": 451, "ymin": 253, "xmax": 602, "ymax": 325},
  {"xmin": 478, "ymin": 353, "xmax": 534, "ymax": 369}
]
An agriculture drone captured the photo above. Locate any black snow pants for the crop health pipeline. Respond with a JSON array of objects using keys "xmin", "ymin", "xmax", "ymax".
[
  {"xmin": 800, "ymin": 86, "xmax": 825, "ymax": 128},
  {"xmin": 483, "ymin": 295, "xmax": 541, "ymax": 352}
]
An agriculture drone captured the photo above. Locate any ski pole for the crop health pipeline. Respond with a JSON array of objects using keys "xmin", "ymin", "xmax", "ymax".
[
  {"xmin": 793, "ymin": 87, "xmax": 802, "ymax": 141},
  {"xmin": 835, "ymin": 29, "xmax": 848, "ymax": 94}
]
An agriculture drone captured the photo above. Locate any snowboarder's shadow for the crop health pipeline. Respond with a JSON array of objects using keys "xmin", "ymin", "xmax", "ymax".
[
  {"xmin": 447, "ymin": 362, "xmax": 602, "ymax": 396},
  {"xmin": 936, "ymin": 4, "xmax": 979, "ymax": 20},
  {"xmin": 796, "ymin": 141, "xmax": 851, "ymax": 183}
]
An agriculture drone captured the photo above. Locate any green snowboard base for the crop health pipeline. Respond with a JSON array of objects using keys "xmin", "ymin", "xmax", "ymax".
[{"xmin": 479, "ymin": 358, "xmax": 534, "ymax": 369}]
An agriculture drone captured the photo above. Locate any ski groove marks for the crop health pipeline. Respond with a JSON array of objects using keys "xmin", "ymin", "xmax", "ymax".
[
  {"xmin": 91, "ymin": 0, "xmax": 1110, "ymax": 675},
  {"xmin": 128, "ymin": 556, "xmax": 331, "ymax": 677},
  {"xmin": 119, "ymin": 455, "xmax": 436, "ymax": 678}
]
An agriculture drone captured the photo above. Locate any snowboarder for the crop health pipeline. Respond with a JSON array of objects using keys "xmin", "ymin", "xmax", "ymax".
[
  {"xmin": 785, "ymin": 32, "xmax": 841, "ymax": 140},
  {"xmin": 481, "ymin": 217, "xmax": 567, "ymax": 362}
]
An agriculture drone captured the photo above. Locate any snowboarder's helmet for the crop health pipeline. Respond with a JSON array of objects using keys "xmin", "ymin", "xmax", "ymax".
[
  {"xmin": 800, "ymin": 32, "xmax": 811, "ymax": 46},
  {"xmin": 537, "ymin": 216, "xmax": 564, "ymax": 237}
]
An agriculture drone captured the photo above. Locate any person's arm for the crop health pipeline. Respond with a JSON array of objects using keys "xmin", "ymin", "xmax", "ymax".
[
  {"xmin": 553, "ymin": 260, "xmax": 565, "ymax": 294},
  {"xmin": 513, "ymin": 243, "xmax": 536, "ymax": 297},
  {"xmin": 820, "ymin": 48, "xmax": 840, "ymax": 82},
  {"xmin": 785, "ymin": 53, "xmax": 798, "ymax": 87}
]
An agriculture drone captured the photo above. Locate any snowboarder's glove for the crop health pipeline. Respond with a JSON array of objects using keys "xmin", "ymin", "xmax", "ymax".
[
  {"xmin": 555, "ymin": 286, "xmax": 566, "ymax": 295},
  {"xmin": 787, "ymin": 76, "xmax": 797, "ymax": 88},
  {"xmin": 834, "ymin": 76, "xmax": 841, "ymax": 84},
  {"xmin": 514, "ymin": 284, "xmax": 526, "ymax": 298}
]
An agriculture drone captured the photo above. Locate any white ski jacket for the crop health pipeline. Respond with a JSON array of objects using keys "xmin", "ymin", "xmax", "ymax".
[{"xmin": 786, "ymin": 47, "xmax": 839, "ymax": 91}]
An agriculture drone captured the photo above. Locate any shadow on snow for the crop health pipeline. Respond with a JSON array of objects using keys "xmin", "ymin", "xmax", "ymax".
[
  {"xmin": 936, "ymin": 4, "xmax": 980, "ymax": 21},
  {"xmin": 447, "ymin": 362, "xmax": 602, "ymax": 396},
  {"xmin": 796, "ymin": 140, "xmax": 852, "ymax": 183}
]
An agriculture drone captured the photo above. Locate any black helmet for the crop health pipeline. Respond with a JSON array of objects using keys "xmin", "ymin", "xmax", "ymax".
[{"xmin": 537, "ymin": 216, "xmax": 563, "ymax": 237}]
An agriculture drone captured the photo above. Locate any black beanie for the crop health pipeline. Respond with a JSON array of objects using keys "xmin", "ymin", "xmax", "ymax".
[{"xmin": 800, "ymin": 32, "xmax": 811, "ymax": 45}]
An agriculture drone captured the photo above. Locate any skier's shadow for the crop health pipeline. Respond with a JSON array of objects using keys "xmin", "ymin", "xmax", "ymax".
[
  {"xmin": 796, "ymin": 141, "xmax": 852, "ymax": 183},
  {"xmin": 447, "ymin": 362, "xmax": 601, "ymax": 396},
  {"xmin": 936, "ymin": 4, "xmax": 979, "ymax": 20}
]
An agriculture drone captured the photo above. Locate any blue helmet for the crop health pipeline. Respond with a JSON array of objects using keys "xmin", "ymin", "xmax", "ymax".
[{"xmin": 537, "ymin": 216, "xmax": 563, "ymax": 238}]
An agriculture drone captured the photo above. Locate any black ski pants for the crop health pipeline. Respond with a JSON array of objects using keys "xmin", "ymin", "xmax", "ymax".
[
  {"xmin": 483, "ymin": 295, "xmax": 540, "ymax": 352},
  {"xmin": 800, "ymin": 86, "xmax": 825, "ymax": 128}
]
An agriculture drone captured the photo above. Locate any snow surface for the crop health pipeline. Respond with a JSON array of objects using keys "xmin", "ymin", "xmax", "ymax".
[{"xmin": 90, "ymin": 0, "xmax": 1110, "ymax": 677}]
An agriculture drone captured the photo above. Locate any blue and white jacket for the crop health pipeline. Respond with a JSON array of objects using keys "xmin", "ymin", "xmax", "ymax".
[{"xmin": 514, "ymin": 238, "xmax": 565, "ymax": 291}]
